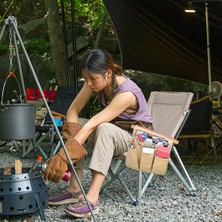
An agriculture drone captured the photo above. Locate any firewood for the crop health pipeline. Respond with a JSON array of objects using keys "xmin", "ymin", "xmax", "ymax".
[{"xmin": 15, "ymin": 159, "xmax": 22, "ymax": 174}]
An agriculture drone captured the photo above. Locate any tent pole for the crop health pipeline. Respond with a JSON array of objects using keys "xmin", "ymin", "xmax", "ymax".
[
  {"xmin": 60, "ymin": 0, "xmax": 70, "ymax": 86},
  {"xmin": 70, "ymin": 0, "xmax": 78, "ymax": 96},
  {"xmin": 205, "ymin": 2, "xmax": 212, "ymax": 93}
]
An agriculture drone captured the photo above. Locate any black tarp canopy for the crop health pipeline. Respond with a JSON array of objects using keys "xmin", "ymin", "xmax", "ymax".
[{"xmin": 103, "ymin": 0, "xmax": 222, "ymax": 85}]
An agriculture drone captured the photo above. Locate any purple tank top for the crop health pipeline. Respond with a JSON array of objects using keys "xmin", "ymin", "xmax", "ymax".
[{"xmin": 99, "ymin": 76, "xmax": 152, "ymax": 124}]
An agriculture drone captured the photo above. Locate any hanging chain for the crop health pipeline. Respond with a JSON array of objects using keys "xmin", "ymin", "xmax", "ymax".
[{"xmin": 8, "ymin": 23, "xmax": 15, "ymax": 72}]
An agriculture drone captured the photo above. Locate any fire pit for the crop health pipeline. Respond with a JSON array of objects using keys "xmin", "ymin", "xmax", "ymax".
[{"xmin": 0, "ymin": 167, "xmax": 48, "ymax": 220}]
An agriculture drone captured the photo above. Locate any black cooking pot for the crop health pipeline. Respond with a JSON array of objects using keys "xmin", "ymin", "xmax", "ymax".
[{"xmin": 0, "ymin": 103, "xmax": 35, "ymax": 140}]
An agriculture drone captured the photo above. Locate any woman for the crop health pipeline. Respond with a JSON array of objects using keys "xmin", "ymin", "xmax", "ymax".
[{"xmin": 44, "ymin": 49, "xmax": 152, "ymax": 218}]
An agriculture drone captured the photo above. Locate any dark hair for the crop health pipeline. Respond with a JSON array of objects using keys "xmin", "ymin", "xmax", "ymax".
[{"xmin": 80, "ymin": 49, "xmax": 122, "ymax": 76}]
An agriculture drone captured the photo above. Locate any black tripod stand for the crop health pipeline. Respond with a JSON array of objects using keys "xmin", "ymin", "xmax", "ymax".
[{"xmin": 0, "ymin": 16, "xmax": 97, "ymax": 222}]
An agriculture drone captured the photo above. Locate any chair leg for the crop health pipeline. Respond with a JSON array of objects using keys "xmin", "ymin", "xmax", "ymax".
[
  {"xmin": 101, "ymin": 164, "xmax": 127, "ymax": 192},
  {"xmin": 117, "ymin": 170, "xmax": 137, "ymax": 204},
  {"xmin": 137, "ymin": 145, "xmax": 197, "ymax": 202},
  {"xmin": 22, "ymin": 127, "xmax": 56, "ymax": 159},
  {"xmin": 199, "ymin": 136, "xmax": 217, "ymax": 163},
  {"xmin": 50, "ymin": 140, "xmax": 61, "ymax": 157},
  {"xmin": 101, "ymin": 160, "xmax": 137, "ymax": 204},
  {"xmin": 135, "ymin": 171, "xmax": 151, "ymax": 206},
  {"xmin": 22, "ymin": 135, "xmax": 44, "ymax": 158},
  {"xmin": 170, "ymin": 146, "xmax": 196, "ymax": 196},
  {"xmin": 100, "ymin": 160, "xmax": 125, "ymax": 193},
  {"xmin": 141, "ymin": 173, "xmax": 155, "ymax": 197},
  {"xmin": 102, "ymin": 145, "xmax": 197, "ymax": 206},
  {"xmin": 101, "ymin": 159, "xmax": 123, "ymax": 192}
]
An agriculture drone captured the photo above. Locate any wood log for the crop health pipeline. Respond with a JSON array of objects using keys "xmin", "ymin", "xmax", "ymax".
[{"xmin": 15, "ymin": 159, "xmax": 22, "ymax": 174}]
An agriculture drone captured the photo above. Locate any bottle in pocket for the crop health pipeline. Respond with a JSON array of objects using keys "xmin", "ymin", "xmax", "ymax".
[{"xmin": 155, "ymin": 146, "xmax": 171, "ymax": 159}]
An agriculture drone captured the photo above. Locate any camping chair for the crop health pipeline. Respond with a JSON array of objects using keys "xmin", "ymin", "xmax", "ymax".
[
  {"xmin": 178, "ymin": 96, "xmax": 216, "ymax": 164},
  {"xmin": 22, "ymin": 86, "xmax": 76, "ymax": 159},
  {"xmin": 101, "ymin": 91, "xmax": 196, "ymax": 205}
]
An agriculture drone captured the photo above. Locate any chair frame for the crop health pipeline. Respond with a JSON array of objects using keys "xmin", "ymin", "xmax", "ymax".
[
  {"xmin": 101, "ymin": 91, "xmax": 197, "ymax": 206},
  {"xmin": 22, "ymin": 86, "xmax": 74, "ymax": 159}
]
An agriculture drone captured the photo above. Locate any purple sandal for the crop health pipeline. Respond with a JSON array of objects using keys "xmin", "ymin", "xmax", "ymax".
[
  {"xmin": 48, "ymin": 191, "xmax": 82, "ymax": 206},
  {"xmin": 64, "ymin": 199, "xmax": 99, "ymax": 218}
]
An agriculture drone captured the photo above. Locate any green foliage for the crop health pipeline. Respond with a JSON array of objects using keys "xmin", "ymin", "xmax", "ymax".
[
  {"xmin": 59, "ymin": 0, "xmax": 107, "ymax": 39},
  {"xmin": 1, "ymin": 0, "xmax": 112, "ymax": 44},
  {"xmin": 62, "ymin": 0, "xmax": 105, "ymax": 26},
  {"xmin": 0, "ymin": 0, "xmax": 14, "ymax": 22},
  {"xmin": 0, "ymin": 43, "xmax": 8, "ymax": 53},
  {"xmin": 23, "ymin": 38, "xmax": 50, "ymax": 55},
  {"xmin": 0, "ymin": 0, "xmax": 45, "ymax": 23},
  {"xmin": 0, "ymin": 38, "xmax": 50, "ymax": 58}
]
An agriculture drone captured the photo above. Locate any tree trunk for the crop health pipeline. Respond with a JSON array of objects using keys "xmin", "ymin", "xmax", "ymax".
[
  {"xmin": 94, "ymin": 11, "xmax": 108, "ymax": 48},
  {"xmin": 44, "ymin": 0, "xmax": 69, "ymax": 87}
]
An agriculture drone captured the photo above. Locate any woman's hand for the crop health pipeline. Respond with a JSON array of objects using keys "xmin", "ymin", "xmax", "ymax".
[
  {"xmin": 44, "ymin": 155, "xmax": 68, "ymax": 183},
  {"xmin": 43, "ymin": 138, "xmax": 87, "ymax": 183}
]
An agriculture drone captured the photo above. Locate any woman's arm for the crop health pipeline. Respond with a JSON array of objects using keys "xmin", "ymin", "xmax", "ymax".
[
  {"xmin": 66, "ymin": 83, "xmax": 93, "ymax": 122},
  {"xmin": 75, "ymin": 91, "xmax": 137, "ymax": 144}
]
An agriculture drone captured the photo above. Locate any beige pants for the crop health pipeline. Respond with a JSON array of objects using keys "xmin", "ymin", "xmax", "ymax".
[{"xmin": 78, "ymin": 118, "xmax": 131, "ymax": 176}]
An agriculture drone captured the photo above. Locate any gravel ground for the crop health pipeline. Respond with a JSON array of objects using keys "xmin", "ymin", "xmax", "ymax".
[{"xmin": 0, "ymin": 141, "xmax": 222, "ymax": 222}]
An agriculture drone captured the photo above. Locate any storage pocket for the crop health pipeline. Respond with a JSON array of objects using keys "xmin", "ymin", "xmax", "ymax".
[
  {"xmin": 125, "ymin": 142, "xmax": 140, "ymax": 170},
  {"xmin": 151, "ymin": 156, "xmax": 169, "ymax": 175},
  {"xmin": 126, "ymin": 125, "xmax": 176, "ymax": 175},
  {"xmin": 140, "ymin": 147, "xmax": 155, "ymax": 172}
]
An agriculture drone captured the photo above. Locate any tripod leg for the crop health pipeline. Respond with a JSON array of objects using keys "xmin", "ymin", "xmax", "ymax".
[
  {"xmin": 35, "ymin": 193, "xmax": 46, "ymax": 222},
  {"xmin": 0, "ymin": 19, "xmax": 7, "ymax": 41},
  {"xmin": 9, "ymin": 16, "xmax": 98, "ymax": 221}
]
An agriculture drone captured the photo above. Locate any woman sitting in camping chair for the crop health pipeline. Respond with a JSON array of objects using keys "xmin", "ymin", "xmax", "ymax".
[{"xmin": 44, "ymin": 48, "xmax": 152, "ymax": 218}]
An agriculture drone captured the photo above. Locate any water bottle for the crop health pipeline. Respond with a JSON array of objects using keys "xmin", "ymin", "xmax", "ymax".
[{"xmin": 41, "ymin": 162, "xmax": 71, "ymax": 181}]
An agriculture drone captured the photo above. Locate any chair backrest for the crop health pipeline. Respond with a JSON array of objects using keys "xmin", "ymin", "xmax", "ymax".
[
  {"xmin": 180, "ymin": 96, "xmax": 212, "ymax": 135},
  {"xmin": 148, "ymin": 91, "xmax": 194, "ymax": 138},
  {"xmin": 45, "ymin": 86, "xmax": 75, "ymax": 121}
]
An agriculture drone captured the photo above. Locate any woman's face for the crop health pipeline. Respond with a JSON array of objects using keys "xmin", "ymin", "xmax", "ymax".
[{"xmin": 82, "ymin": 69, "xmax": 111, "ymax": 92}]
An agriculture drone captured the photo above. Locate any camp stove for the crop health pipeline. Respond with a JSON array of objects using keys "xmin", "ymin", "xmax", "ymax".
[{"xmin": 0, "ymin": 167, "xmax": 48, "ymax": 221}]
